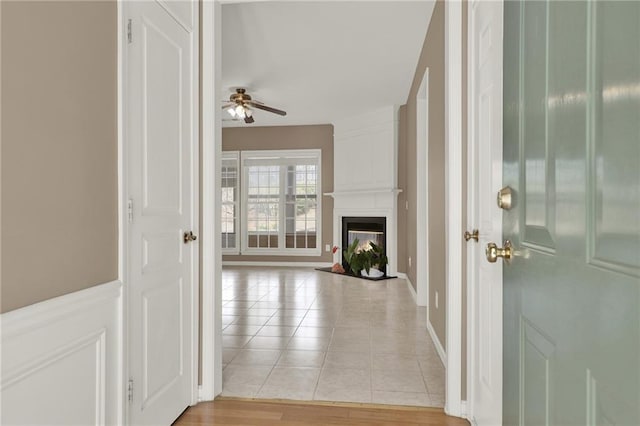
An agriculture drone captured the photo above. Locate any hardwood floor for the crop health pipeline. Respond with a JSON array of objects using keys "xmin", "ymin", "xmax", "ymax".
[{"xmin": 173, "ymin": 398, "xmax": 470, "ymax": 425}]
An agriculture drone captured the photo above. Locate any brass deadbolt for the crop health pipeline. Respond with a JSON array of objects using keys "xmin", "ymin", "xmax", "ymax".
[{"xmin": 497, "ymin": 186, "xmax": 513, "ymax": 210}]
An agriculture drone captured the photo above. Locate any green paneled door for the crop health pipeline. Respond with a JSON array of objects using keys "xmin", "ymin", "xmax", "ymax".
[{"xmin": 503, "ymin": 1, "xmax": 640, "ymax": 424}]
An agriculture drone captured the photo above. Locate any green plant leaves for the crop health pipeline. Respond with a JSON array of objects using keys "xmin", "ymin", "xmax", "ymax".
[{"xmin": 342, "ymin": 239, "xmax": 388, "ymax": 277}]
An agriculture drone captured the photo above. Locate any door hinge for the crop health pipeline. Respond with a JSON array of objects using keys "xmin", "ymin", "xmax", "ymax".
[
  {"xmin": 127, "ymin": 19, "xmax": 132, "ymax": 43},
  {"xmin": 127, "ymin": 199, "xmax": 133, "ymax": 223},
  {"xmin": 127, "ymin": 379, "xmax": 134, "ymax": 403}
]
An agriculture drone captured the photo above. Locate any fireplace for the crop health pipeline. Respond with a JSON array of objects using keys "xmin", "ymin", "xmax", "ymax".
[{"xmin": 341, "ymin": 216, "xmax": 387, "ymax": 272}]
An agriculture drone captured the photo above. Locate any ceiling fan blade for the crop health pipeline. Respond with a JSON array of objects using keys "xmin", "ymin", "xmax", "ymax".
[
  {"xmin": 247, "ymin": 101, "xmax": 287, "ymax": 116},
  {"xmin": 244, "ymin": 115, "xmax": 255, "ymax": 124},
  {"xmin": 221, "ymin": 102, "xmax": 235, "ymax": 109}
]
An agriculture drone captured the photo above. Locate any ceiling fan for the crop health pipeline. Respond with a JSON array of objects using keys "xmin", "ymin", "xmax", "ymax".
[{"xmin": 222, "ymin": 88, "xmax": 287, "ymax": 124}]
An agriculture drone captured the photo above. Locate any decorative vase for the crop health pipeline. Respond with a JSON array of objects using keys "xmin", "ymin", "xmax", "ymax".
[{"xmin": 360, "ymin": 268, "xmax": 384, "ymax": 278}]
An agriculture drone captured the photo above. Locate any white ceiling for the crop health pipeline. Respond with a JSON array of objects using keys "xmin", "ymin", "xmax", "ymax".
[{"xmin": 221, "ymin": 1, "xmax": 435, "ymax": 127}]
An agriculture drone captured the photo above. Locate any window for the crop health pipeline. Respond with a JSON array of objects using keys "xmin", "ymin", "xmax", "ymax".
[
  {"xmin": 241, "ymin": 149, "xmax": 321, "ymax": 255},
  {"xmin": 221, "ymin": 152, "xmax": 239, "ymax": 253}
]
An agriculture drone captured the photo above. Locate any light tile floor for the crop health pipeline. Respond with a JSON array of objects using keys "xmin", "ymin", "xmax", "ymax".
[{"xmin": 221, "ymin": 267, "xmax": 445, "ymax": 408}]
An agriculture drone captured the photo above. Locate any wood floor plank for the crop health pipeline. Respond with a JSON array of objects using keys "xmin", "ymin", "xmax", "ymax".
[{"xmin": 173, "ymin": 398, "xmax": 469, "ymax": 426}]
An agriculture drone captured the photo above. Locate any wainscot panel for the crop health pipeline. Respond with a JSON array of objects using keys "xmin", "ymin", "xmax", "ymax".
[{"xmin": 1, "ymin": 280, "xmax": 123, "ymax": 425}]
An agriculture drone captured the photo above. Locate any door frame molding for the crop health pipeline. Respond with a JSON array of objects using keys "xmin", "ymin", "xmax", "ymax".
[
  {"xmin": 200, "ymin": 0, "xmax": 223, "ymax": 402},
  {"xmin": 444, "ymin": 0, "xmax": 464, "ymax": 417},
  {"xmin": 198, "ymin": 0, "xmax": 471, "ymax": 414},
  {"xmin": 466, "ymin": 1, "xmax": 479, "ymax": 419},
  {"xmin": 465, "ymin": 0, "xmax": 504, "ymax": 422},
  {"xmin": 465, "ymin": 3, "xmax": 476, "ymax": 419},
  {"xmin": 467, "ymin": 0, "xmax": 480, "ymax": 422},
  {"xmin": 416, "ymin": 68, "xmax": 430, "ymax": 308},
  {"xmin": 117, "ymin": 0, "xmax": 128, "ymax": 422}
]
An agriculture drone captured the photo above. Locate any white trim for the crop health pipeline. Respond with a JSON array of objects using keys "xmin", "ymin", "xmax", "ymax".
[
  {"xmin": 116, "ymin": 1, "xmax": 128, "ymax": 422},
  {"xmin": 200, "ymin": 0, "xmax": 222, "ymax": 402},
  {"xmin": 427, "ymin": 319, "xmax": 447, "ymax": 368},
  {"xmin": 466, "ymin": 1, "xmax": 477, "ymax": 421},
  {"xmin": 189, "ymin": 1, "xmax": 201, "ymax": 405},
  {"xmin": 468, "ymin": 413, "xmax": 478, "ymax": 426},
  {"xmin": 0, "ymin": 280, "xmax": 123, "ymax": 333},
  {"xmin": 222, "ymin": 261, "xmax": 332, "ymax": 268},
  {"xmin": 1, "ymin": 280, "xmax": 123, "ymax": 426},
  {"xmin": 460, "ymin": 400, "xmax": 468, "ymax": 419},
  {"xmin": 444, "ymin": 0, "xmax": 463, "ymax": 418},
  {"xmin": 398, "ymin": 273, "xmax": 418, "ymax": 305},
  {"xmin": 416, "ymin": 68, "xmax": 429, "ymax": 308}
]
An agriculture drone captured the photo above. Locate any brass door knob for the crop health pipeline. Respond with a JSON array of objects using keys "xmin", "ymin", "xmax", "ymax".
[
  {"xmin": 464, "ymin": 229, "xmax": 479, "ymax": 242},
  {"xmin": 183, "ymin": 231, "xmax": 198, "ymax": 244},
  {"xmin": 486, "ymin": 240, "xmax": 512, "ymax": 263}
]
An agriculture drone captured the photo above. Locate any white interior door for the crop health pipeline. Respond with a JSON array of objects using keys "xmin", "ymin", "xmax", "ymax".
[
  {"xmin": 467, "ymin": 1, "xmax": 503, "ymax": 424},
  {"xmin": 126, "ymin": 1, "xmax": 198, "ymax": 424}
]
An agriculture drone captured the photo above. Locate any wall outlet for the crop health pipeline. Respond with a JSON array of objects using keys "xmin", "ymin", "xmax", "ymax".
[
  {"xmin": 325, "ymin": 244, "xmax": 331, "ymax": 252},
  {"xmin": 435, "ymin": 291, "xmax": 439, "ymax": 309},
  {"xmin": 408, "ymin": 256, "xmax": 412, "ymax": 268},
  {"xmin": 406, "ymin": 200, "xmax": 409, "ymax": 210}
]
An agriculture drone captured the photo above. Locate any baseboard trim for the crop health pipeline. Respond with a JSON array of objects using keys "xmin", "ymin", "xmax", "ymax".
[
  {"xmin": 427, "ymin": 319, "xmax": 447, "ymax": 368},
  {"xmin": 222, "ymin": 261, "xmax": 332, "ymax": 268},
  {"xmin": 398, "ymin": 273, "xmax": 418, "ymax": 305},
  {"xmin": 460, "ymin": 400, "xmax": 467, "ymax": 418}
]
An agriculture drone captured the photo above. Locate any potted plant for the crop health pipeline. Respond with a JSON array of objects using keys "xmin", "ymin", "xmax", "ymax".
[
  {"xmin": 343, "ymin": 238, "xmax": 364, "ymax": 276},
  {"xmin": 343, "ymin": 239, "xmax": 388, "ymax": 278}
]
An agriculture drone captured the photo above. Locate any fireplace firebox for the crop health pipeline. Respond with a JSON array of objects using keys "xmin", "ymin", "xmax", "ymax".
[{"xmin": 341, "ymin": 216, "xmax": 387, "ymax": 272}]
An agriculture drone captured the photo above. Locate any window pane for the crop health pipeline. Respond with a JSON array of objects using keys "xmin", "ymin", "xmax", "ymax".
[
  {"xmin": 221, "ymin": 154, "xmax": 239, "ymax": 251},
  {"xmin": 242, "ymin": 151, "xmax": 319, "ymax": 252}
]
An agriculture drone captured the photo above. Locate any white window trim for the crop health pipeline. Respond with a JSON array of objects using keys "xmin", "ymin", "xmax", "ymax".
[
  {"xmin": 221, "ymin": 151, "xmax": 240, "ymax": 255},
  {"xmin": 240, "ymin": 149, "xmax": 322, "ymax": 256}
]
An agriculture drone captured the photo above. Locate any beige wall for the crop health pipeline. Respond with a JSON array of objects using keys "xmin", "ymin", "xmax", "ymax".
[
  {"xmin": 222, "ymin": 125, "xmax": 334, "ymax": 264},
  {"xmin": 399, "ymin": 0, "xmax": 469, "ymax": 398},
  {"xmin": 1, "ymin": 1, "xmax": 118, "ymax": 313},
  {"xmin": 396, "ymin": 105, "xmax": 408, "ymax": 275},
  {"xmin": 403, "ymin": 0, "xmax": 446, "ymax": 345}
]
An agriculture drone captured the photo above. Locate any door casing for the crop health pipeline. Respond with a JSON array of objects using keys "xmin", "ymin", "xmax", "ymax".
[
  {"xmin": 444, "ymin": 0, "xmax": 464, "ymax": 417},
  {"xmin": 198, "ymin": 0, "xmax": 470, "ymax": 415},
  {"xmin": 199, "ymin": 0, "xmax": 224, "ymax": 401}
]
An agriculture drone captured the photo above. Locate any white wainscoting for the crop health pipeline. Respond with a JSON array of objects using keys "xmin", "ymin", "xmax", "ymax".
[{"xmin": 1, "ymin": 280, "xmax": 123, "ymax": 426}]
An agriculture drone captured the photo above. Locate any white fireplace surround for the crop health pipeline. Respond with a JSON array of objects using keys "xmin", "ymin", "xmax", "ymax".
[
  {"xmin": 328, "ymin": 106, "xmax": 401, "ymax": 276},
  {"xmin": 328, "ymin": 189, "xmax": 401, "ymax": 276}
]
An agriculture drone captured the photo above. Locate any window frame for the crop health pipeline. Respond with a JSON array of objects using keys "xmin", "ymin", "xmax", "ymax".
[
  {"xmin": 240, "ymin": 149, "xmax": 322, "ymax": 256},
  {"xmin": 221, "ymin": 151, "xmax": 240, "ymax": 254}
]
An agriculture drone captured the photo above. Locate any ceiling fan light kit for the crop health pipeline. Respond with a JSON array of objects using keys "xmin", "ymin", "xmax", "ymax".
[{"xmin": 222, "ymin": 88, "xmax": 286, "ymax": 124}]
